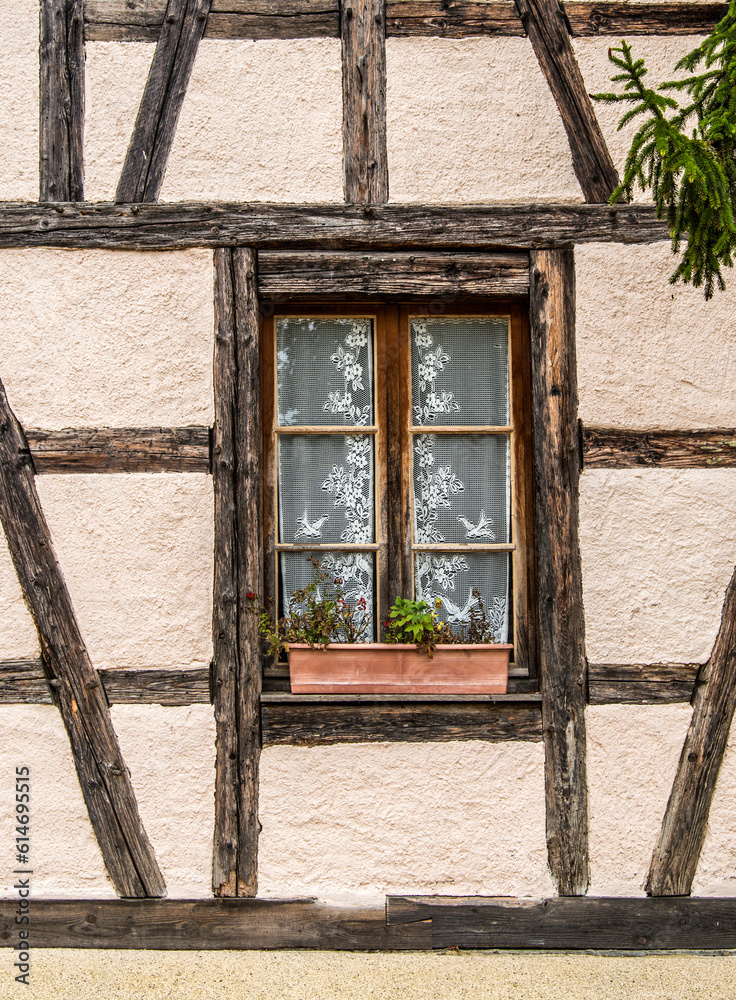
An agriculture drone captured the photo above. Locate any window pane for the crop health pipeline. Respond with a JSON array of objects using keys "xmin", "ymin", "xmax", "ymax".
[
  {"xmin": 414, "ymin": 551, "xmax": 509, "ymax": 643},
  {"xmin": 280, "ymin": 551, "xmax": 375, "ymax": 641},
  {"xmin": 411, "ymin": 316, "xmax": 509, "ymax": 426},
  {"xmin": 279, "ymin": 434, "xmax": 375, "ymax": 544},
  {"xmin": 413, "ymin": 434, "xmax": 510, "ymax": 545},
  {"xmin": 277, "ymin": 317, "xmax": 374, "ymax": 426}
]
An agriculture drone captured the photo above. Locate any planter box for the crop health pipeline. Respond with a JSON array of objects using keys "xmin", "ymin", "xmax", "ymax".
[{"xmin": 288, "ymin": 642, "xmax": 512, "ymax": 694}]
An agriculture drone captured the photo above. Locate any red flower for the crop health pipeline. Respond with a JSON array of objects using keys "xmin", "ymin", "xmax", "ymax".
[{"xmin": 246, "ymin": 591, "xmax": 256, "ymax": 601}]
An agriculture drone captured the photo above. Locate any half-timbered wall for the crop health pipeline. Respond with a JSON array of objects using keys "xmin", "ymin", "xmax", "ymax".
[{"xmin": 1, "ymin": 0, "xmax": 736, "ymax": 917}]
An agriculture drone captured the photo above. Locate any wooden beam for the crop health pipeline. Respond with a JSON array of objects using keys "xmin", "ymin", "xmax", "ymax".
[
  {"xmin": 588, "ymin": 663, "xmax": 699, "ymax": 705},
  {"xmin": 0, "ymin": 381, "xmax": 165, "ymax": 898},
  {"xmin": 513, "ymin": 0, "xmax": 618, "ymax": 203},
  {"xmin": 647, "ymin": 565, "xmax": 736, "ymax": 896},
  {"xmin": 40, "ymin": 0, "xmax": 85, "ymax": 201},
  {"xmin": 262, "ymin": 697, "xmax": 542, "ymax": 745},
  {"xmin": 83, "ymin": 1, "xmax": 729, "ymax": 41},
  {"xmin": 387, "ymin": 895, "xmax": 736, "ymax": 950},
  {"xmin": 25, "ymin": 426, "xmax": 210, "ymax": 473},
  {"xmin": 212, "ymin": 248, "xmax": 262, "ymax": 898},
  {"xmin": 341, "ymin": 0, "xmax": 389, "ymax": 204},
  {"xmin": 116, "ymin": 0, "xmax": 211, "ymax": 203},
  {"xmin": 0, "ymin": 202, "xmax": 671, "ymax": 250},
  {"xmin": 530, "ymin": 249, "xmax": 589, "ymax": 895},
  {"xmin": 583, "ymin": 427, "xmax": 736, "ymax": 469},
  {"xmin": 258, "ymin": 250, "xmax": 530, "ymax": 298}
]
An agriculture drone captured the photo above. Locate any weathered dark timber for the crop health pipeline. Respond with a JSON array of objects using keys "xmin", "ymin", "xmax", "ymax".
[
  {"xmin": 0, "ymin": 202, "xmax": 671, "ymax": 250},
  {"xmin": 26, "ymin": 427, "xmax": 210, "ymax": 473},
  {"xmin": 342, "ymin": 0, "xmax": 389, "ymax": 204},
  {"xmin": 40, "ymin": 0, "xmax": 85, "ymax": 201},
  {"xmin": 588, "ymin": 663, "xmax": 700, "ymax": 705},
  {"xmin": 261, "ymin": 699, "xmax": 542, "ymax": 745},
  {"xmin": 99, "ymin": 666, "xmax": 211, "ymax": 705},
  {"xmin": 387, "ymin": 896, "xmax": 736, "ymax": 950},
  {"xmin": 583, "ymin": 426, "xmax": 736, "ymax": 469},
  {"xmin": 83, "ymin": 1, "xmax": 728, "ymax": 40},
  {"xmin": 258, "ymin": 251, "xmax": 530, "ymax": 299},
  {"xmin": 0, "ymin": 381, "xmax": 165, "ymax": 898},
  {"xmin": 514, "ymin": 0, "xmax": 618, "ymax": 203},
  {"xmin": 0, "ymin": 898, "xmax": 430, "ymax": 950},
  {"xmin": 647, "ymin": 565, "xmax": 736, "ymax": 896},
  {"xmin": 116, "ymin": 0, "xmax": 211, "ymax": 203},
  {"xmin": 0, "ymin": 659, "xmax": 52, "ymax": 703},
  {"xmin": 530, "ymin": 249, "xmax": 588, "ymax": 896},
  {"xmin": 212, "ymin": 248, "xmax": 262, "ymax": 898}
]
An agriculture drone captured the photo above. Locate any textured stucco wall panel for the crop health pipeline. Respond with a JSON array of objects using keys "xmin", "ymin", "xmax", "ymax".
[
  {"xmin": 0, "ymin": 0, "xmax": 38, "ymax": 200},
  {"xmin": 35, "ymin": 474, "xmax": 214, "ymax": 670},
  {"xmin": 0, "ymin": 534, "xmax": 38, "ymax": 660},
  {"xmin": 576, "ymin": 243, "xmax": 736, "ymax": 429},
  {"xmin": 580, "ymin": 469, "xmax": 736, "ymax": 664},
  {"xmin": 587, "ymin": 705, "xmax": 692, "ymax": 896},
  {"xmin": 0, "ymin": 249, "xmax": 214, "ymax": 429},
  {"xmin": 161, "ymin": 40, "xmax": 343, "ymax": 202},
  {"xmin": 111, "ymin": 704, "xmax": 216, "ymax": 897},
  {"xmin": 0, "ymin": 706, "xmax": 115, "ymax": 898},
  {"xmin": 84, "ymin": 42, "xmax": 154, "ymax": 201},
  {"xmin": 258, "ymin": 741, "xmax": 554, "ymax": 902},
  {"xmin": 386, "ymin": 37, "xmax": 581, "ymax": 203},
  {"xmin": 694, "ymin": 718, "xmax": 736, "ymax": 896},
  {"xmin": 574, "ymin": 36, "xmax": 706, "ymax": 206}
]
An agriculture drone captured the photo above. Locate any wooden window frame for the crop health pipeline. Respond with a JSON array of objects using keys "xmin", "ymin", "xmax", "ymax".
[{"xmin": 260, "ymin": 298, "xmax": 537, "ymax": 683}]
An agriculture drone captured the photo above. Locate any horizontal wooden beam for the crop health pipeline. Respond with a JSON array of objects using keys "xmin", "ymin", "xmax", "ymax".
[
  {"xmin": 4, "ymin": 896, "xmax": 736, "ymax": 950},
  {"xmin": 25, "ymin": 427, "xmax": 211, "ymax": 473},
  {"xmin": 261, "ymin": 699, "xmax": 542, "ymax": 745},
  {"xmin": 83, "ymin": 1, "xmax": 728, "ymax": 40},
  {"xmin": 583, "ymin": 427, "xmax": 736, "ymax": 469},
  {"xmin": 0, "ymin": 898, "xmax": 430, "ymax": 950},
  {"xmin": 258, "ymin": 250, "xmax": 530, "ymax": 298},
  {"xmin": 387, "ymin": 895, "xmax": 736, "ymax": 950},
  {"xmin": 588, "ymin": 663, "xmax": 699, "ymax": 705},
  {"xmin": 0, "ymin": 202, "xmax": 670, "ymax": 250}
]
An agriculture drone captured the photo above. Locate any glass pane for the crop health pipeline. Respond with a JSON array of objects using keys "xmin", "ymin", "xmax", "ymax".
[
  {"xmin": 280, "ymin": 551, "xmax": 375, "ymax": 641},
  {"xmin": 411, "ymin": 316, "xmax": 509, "ymax": 426},
  {"xmin": 414, "ymin": 551, "xmax": 510, "ymax": 643},
  {"xmin": 413, "ymin": 434, "xmax": 510, "ymax": 545},
  {"xmin": 279, "ymin": 434, "xmax": 375, "ymax": 544},
  {"xmin": 277, "ymin": 317, "xmax": 374, "ymax": 426}
]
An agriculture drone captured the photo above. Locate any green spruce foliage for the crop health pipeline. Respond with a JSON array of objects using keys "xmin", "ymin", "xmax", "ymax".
[{"xmin": 594, "ymin": 2, "xmax": 736, "ymax": 298}]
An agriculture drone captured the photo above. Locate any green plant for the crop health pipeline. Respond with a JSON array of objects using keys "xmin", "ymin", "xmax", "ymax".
[
  {"xmin": 383, "ymin": 596, "xmax": 456, "ymax": 658},
  {"xmin": 254, "ymin": 558, "xmax": 369, "ymax": 659},
  {"xmin": 594, "ymin": 2, "xmax": 736, "ymax": 298}
]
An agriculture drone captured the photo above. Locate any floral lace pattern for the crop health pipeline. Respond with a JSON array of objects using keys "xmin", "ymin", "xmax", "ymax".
[
  {"xmin": 323, "ymin": 321, "xmax": 371, "ymax": 426},
  {"xmin": 321, "ymin": 435, "xmax": 372, "ymax": 543},
  {"xmin": 414, "ymin": 435, "xmax": 465, "ymax": 544},
  {"xmin": 415, "ymin": 553, "xmax": 508, "ymax": 641},
  {"xmin": 412, "ymin": 320, "xmax": 461, "ymax": 425}
]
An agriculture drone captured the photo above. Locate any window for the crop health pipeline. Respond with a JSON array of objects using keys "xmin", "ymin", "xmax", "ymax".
[{"xmin": 261, "ymin": 302, "xmax": 536, "ymax": 677}]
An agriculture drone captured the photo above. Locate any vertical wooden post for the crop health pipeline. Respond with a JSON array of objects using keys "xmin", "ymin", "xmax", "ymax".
[
  {"xmin": 0, "ymin": 381, "xmax": 165, "ymax": 898},
  {"xmin": 39, "ymin": 0, "xmax": 85, "ymax": 201},
  {"xmin": 530, "ymin": 249, "xmax": 589, "ymax": 895},
  {"xmin": 212, "ymin": 247, "xmax": 262, "ymax": 897},
  {"xmin": 647, "ymin": 565, "xmax": 736, "ymax": 896},
  {"xmin": 341, "ymin": 0, "xmax": 389, "ymax": 204}
]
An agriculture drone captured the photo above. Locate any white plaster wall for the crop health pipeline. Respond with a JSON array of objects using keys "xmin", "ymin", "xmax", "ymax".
[
  {"xmin": 0, "ymin": 0, "xmax": 38, "ymax": 201},
  {"xmin": 0, "ymin": 249, "xmax": 214, "ymax": 430},
  {"xmin": 580, "ymin": 469, "xmax": 736, "ymax": 665},
  {"xmin": 84, "ymin": 42, "xmax": 154, "ymax": 202},
  {"xmin": 34, "ymin": 474, "xmax": 213, "ymax": 671},
  {"xmin": 576, "ymin": 244, "xmax": 736, "ymax": 430},
  {"xmin": 586, "ymin": 705, "xmax": 692, "ymax": 896},
  {"xmin": 0, "ymin": 704, "xmax": 215, "ymax": 899},
  {"xmin": 575, "ymin": 35, "xmax": 707, "ymax": 206},
  {"xmin": 258, "ymin": 741, "xmax": 554, "ymax": 902},
  {"xmin": 0, "ymin": 534, "xmax": 38, "ymax": 660},
  {"xmin": 386, "ymin": 37, "xmax": 581, "ymax": 203}
]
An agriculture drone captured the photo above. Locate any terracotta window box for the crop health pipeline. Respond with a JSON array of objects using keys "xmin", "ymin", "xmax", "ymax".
[{"xmin": 288, "ymin": 642, "xmax": 512, "ymax": 695}]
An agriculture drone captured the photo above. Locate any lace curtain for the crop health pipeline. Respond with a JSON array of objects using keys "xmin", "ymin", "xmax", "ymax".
[{"xmin": 277, "ymin": 318, "xmax": 376, "ymax": 638}]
